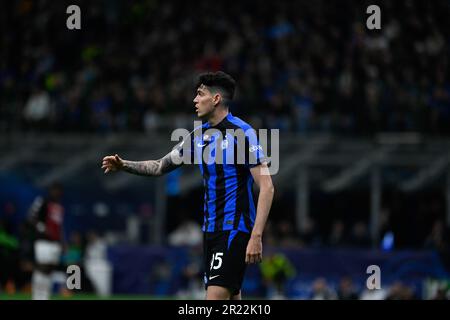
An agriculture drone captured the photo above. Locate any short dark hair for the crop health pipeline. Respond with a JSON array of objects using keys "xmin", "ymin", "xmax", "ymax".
[{"xmin": 196, "ymin": 71, "xmax": 236, "ymax": 104}]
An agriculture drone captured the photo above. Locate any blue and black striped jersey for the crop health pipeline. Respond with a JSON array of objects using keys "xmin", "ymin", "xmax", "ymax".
[{"xmin": 179, "ymin": 113, "xmax": 267, "ymax": 233}]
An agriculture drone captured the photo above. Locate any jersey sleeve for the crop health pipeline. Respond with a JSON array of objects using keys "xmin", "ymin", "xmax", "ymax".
[{"xmin": 244, "ymin": 127, "xmax": 268, "ymax": 168}]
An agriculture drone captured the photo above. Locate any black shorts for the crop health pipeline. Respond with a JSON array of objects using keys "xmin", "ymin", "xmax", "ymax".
[{"xmin": 203, "ymin": 230, "xmax": 250, "ymax": 296}]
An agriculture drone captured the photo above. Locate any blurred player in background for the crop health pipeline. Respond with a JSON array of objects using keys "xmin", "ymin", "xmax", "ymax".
[
  {"xmin": 28, "ymin": 182, "xmax": 65, "ymax": 300},
  {"xmin": 102, "ymin": 71, "xmax": 275, "ymax": 300}
]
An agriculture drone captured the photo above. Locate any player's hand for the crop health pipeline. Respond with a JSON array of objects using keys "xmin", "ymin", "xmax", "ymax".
[
  {"xmin": 102, "ymin": 154, "xmax": 124, "ymax": 173},
  {"xmin": 245, "ymin": 235, "xmax": 263, "ymax": 264}
]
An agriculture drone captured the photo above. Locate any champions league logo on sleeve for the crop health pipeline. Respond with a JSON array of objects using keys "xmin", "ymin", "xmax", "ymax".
[{"xmin": 249, "ymin": 145, "xmax": 262, "ymax": 153}]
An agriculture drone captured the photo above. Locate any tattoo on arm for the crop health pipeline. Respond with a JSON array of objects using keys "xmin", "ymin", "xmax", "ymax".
[{"xmin": 122, "ymin": 151, "xmax": 180, "ymax": 176}]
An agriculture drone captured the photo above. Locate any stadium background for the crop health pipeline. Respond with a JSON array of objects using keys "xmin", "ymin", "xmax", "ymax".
[{"xmin": 1, "ymin": 0, "xmax": 450, "ymax": 299}]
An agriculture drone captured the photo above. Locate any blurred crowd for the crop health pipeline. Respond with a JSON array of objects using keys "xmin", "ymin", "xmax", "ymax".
[
  {"xmin": 1, "ymin": 0, "xmax": 449, "ymax": 135},
  {"xmin": 261, "ymin": 217, "xmax": 450, "ymax": 252},
  {"xmin": 167, "ymin": 214, "xmax": 449, "ymax": 252},
  {"xmin": 304, "ymin": 276, "xmax": 449, "ymax": 300},
  {"xmin": 1, "ymin": 201, "xmax": 449, "ymax": 299}
]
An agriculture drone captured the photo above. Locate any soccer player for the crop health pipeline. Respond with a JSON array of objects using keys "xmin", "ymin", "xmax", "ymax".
[
  {"xmin": 102, "ymin": 71, "xmax": 274, "ymax": 300},
  {"xmin": 28, "ymin": 182, "xmax": 65, "ymax": 300}
]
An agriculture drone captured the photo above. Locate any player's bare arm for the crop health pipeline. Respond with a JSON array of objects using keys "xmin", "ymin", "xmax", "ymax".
[
  {"xmin": 102, "ymin": 148, "xmax": 182, "ymax": 176},
  {"xmin": 246, "ymin": 162, "xmax": 274, "ymax": 264}
]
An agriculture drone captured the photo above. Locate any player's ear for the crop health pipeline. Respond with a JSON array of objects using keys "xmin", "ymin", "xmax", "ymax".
[{"xmin": 213, "ymin": 93, "xmax": 221, "ymax": 107}]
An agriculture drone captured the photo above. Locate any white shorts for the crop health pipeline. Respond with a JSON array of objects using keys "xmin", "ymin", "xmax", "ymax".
[{"xmin": 34, "ymin": 240, "xmax": 62, "ymax": 265}]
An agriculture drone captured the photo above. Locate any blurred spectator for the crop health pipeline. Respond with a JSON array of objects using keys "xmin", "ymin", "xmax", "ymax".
[
  {"xmin": 310, "ymin": 277, "xmax": 337, "ymax": 300},
  {"xmin": 84, "ymin": 231, "xmax": 112, "ymax": 297},
  {"xmin": 385, "ymin": 281, "xmax": 417, "ymax": 300},
  {"xmin": 168, "ymin": 218, "xmax": 202, "ymax": 247},
  {"xmin": 259, "ymin": 250, "xmax": 296, "ymax": 299},
  {"xmin": 337, "ymin": 276, "xmax": 359, "ymax": 300},
  {"xmin": 431, "ymin": 285, "xmax": 449, "ymax": 300},
  {"xmin": 359, "ymin": 286, "xmax": 388, "ymax": 300},
  {"xmin": 22, "ymin": 86, "xmax": 53, "ymax": 131},
  {"xmin": 63, "ymin": 232, "xmax": 83, "ymax": 266}
]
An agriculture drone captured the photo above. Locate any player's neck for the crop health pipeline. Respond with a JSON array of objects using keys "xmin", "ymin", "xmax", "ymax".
[{"xmin": 207, "ymin": 108, "xmax": 229, "ymax": 127}]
